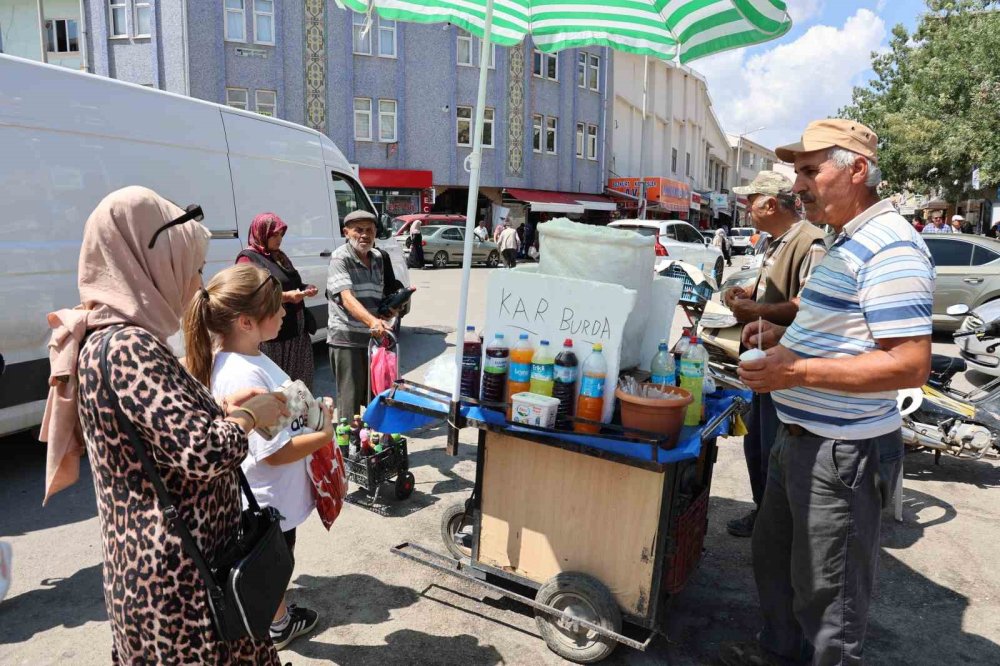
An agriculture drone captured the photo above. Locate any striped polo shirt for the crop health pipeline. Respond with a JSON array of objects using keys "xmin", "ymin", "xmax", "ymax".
[
  {"xmin": 326, "ymin": 242, "xmax": 384, "ymax": 348},
  {"xmin": 773, "ymin": 200, "xmax": 935, "ymax": 440}
]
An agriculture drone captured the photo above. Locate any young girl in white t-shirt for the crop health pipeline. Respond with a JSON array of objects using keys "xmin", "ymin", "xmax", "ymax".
[{"xmin": 184, "ymin": 264, "xmax": 334, "ymax": 650}]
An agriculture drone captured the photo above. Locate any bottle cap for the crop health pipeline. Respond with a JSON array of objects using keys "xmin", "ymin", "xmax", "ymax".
[
  {"xmin": 519, "ymin": 332, "xmax": 529, "ymax": 339},
  {"xmin": 563, "ymin": 338, "xmax": 573, "ymax": 347},
  {"xmin": 540, "ymin": 339, "xmax": 550, "ymax": 345},
  {"xmin": 495, "ymin": 332, "xmax": 504, "ymax": 339},
  {"xmin": 594, "ymin": 343, "xmax": 603, "ymax": 351},
  {"xmin": 466, "ymin": 325, "xmax": 475, "ymax": 331}
]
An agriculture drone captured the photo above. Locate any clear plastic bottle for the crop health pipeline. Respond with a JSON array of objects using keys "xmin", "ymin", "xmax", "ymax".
[
  {"xmin": 460, "ymin": 325, "xmax": 482, "ymax": 400},
  {"xmin": 673, "ymin": 328, "xmax": 692, "ymax": 384},
  {"xmin": 552, "ymin": 339, "xmax": 579, "ymax": 429},
  {"xmin": 574, "ymin": 344, "xmax": 607, "ymax": 434},
  {"xmin": 529, "ymin": 340, "xmax": 555, "ymax": 397},
  {"xmin": 481, "ymin": 333, "xmax": 509, "ymax": 405},
  {"xmin": 650, "ymin": 339, "xmax": 676, "ymax": 387},
  {"xmin": 679, "ymin": 334, "xmax": 708, "ymax": 426}
]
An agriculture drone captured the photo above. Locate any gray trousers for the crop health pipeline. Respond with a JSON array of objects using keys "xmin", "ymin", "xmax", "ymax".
[
  {"xmin": 753, "ymin": 423, "xmax": 903, "ymax": 665},
  {"xmin": 328, "ymin": 345, "xmax": 369, "ymax": 420},
  {"xmin": 744, "ymin": 392, "xmax": 780, "ymax": 507}
]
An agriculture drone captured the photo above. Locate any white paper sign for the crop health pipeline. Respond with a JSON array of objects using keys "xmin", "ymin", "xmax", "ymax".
[{"xmin": 485, "ymin": 269, "xmax": 636, "ymax": 423}]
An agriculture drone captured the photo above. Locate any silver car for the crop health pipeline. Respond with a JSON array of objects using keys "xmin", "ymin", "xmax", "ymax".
[
  {"xmin": 922, "ymin": 234, "xmax": 1000, "ymax": 331},
  {"xmin": 406, "ymin": 225, "xmax": 501, "ymax": 268}
]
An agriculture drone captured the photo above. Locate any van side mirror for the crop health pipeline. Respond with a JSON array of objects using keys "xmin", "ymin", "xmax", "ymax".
[{"xmin": 377, "ymin": 213, "xmax": 392, "ymax": 240}]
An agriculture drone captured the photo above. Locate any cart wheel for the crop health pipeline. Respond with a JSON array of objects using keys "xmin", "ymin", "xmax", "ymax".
[
  {"xmin": 534, "ymin": 572, "xmax": 621, "ymax": 664},
  {"xmin": 394, "ymin": 471, "xmax": 416, "ymax": 500},
  {"xmin": 440, "ymin": 500, "xmax": 474, "ymax": 560}
]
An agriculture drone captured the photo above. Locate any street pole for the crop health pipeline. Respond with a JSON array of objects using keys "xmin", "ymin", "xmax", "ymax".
[
  {"xmin": 637, "ymin": 56, "xmax": 648, "ymax": 218},
  {"xmin": 36, "ymin": 0, "xmax": 48, "ymax": 63}
]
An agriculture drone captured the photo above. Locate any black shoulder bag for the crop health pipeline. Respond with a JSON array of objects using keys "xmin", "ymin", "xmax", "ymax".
[{"xmin": 99, "ymin": 330, "xmax": 293, "ymax": 642}]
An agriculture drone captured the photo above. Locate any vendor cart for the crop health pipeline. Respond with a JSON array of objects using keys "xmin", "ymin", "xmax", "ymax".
[{"xmin": 365, "ymin": 381, "xmax": 748, "ymax": 663}]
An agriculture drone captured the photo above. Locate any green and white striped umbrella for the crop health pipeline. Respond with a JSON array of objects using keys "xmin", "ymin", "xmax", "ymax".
[{"xmin": 337, "ymin": 0, "xmax": 792, "ymax": 63}]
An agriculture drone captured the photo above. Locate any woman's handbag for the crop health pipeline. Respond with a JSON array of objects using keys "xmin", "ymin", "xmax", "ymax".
[{"xmin": 99, "ymin": 330, "xmax": 293, "ymax": 642}]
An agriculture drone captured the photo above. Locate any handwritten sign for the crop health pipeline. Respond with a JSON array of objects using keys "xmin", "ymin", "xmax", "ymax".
[{"xmin": 486, "ymin": 269, "xmax": 636, "ymax": 423}]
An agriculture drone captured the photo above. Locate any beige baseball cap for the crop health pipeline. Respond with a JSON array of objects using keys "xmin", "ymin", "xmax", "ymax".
[
  {"xmin": 775, "ymin": 118, "xmax": 878, "ymax": 163},
  {"xmin": 732, "ymin": 170, "xmax": 793, "ymax": 197}
]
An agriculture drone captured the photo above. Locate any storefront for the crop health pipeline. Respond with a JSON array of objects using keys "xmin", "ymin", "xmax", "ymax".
[
  {"xmin": 358, "ymin": 168, "xmax": 434, "ymax": 218},
  {"xmin": 606, "ymin": 177, "xmax": 690, "ymax": 220},
  {"xmin": 502, "ymin": 188, "xmax": 617, "ymax": 227}
]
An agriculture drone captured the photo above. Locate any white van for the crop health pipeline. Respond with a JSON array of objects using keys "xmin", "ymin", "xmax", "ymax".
[{"xmin": 0, "ymin": 55, "xmax": 409, "ymax": 436}]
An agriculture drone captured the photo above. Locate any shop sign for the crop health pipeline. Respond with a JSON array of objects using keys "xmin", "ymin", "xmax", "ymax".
[
  {"xmin": 385, "ymin": 194, "xmax": 420, "ymax": 216},
  {"xmin": 607, "ymin": 177, "xmax": 690, "ymax": 210},
  {"xmin": 690, "ymin": 192, "xmax": 702, "ymax": 209},
  {"xmin": 709, "ymin": 193, "xmax": 728, "ymax": 209},
  {"xmin": 235, "ymin": 47, "xmax": 268, "ymax": 59}
]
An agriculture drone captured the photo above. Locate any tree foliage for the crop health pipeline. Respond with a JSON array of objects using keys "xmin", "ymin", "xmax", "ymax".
[{"xmin": 840, "ymin": 1, "xmax": 1000, "ymax": 198}]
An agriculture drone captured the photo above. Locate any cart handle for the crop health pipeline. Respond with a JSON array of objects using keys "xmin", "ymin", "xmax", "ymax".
[{"xmin": 700, "ymin": 396, "xmax": 749, "ymax": 444}]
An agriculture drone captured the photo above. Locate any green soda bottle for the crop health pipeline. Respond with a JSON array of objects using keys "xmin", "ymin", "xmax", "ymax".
[
  {"xmin": 679, "ymin": 333, "xmax": 708, "ymax": 426},
  {"xmin": 529, "ymin": 340, "xmax": 555, "ymax": 397}
]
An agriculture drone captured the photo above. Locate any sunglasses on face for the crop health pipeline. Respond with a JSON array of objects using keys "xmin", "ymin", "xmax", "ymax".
[{"xmin": 148, "ymin": 204, "xmax": 204, "ymax": 249}]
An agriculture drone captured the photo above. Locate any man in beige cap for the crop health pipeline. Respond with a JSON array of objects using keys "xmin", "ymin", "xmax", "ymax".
[
  {"xmin": 722, "ymin": 170, "xmax": 827, "ymax": 538},
  {"xmin": 724, "ymin": 119, "xmax": 934, "ymax": 666}
]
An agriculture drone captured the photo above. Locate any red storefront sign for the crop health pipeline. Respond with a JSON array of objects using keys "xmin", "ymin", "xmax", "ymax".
[{"xmin": 607, "ymin": 177, "xmax": 690, "ymax": 212}]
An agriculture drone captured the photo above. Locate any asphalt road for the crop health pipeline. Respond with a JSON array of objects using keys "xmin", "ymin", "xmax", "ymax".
[{"xmin": 2, "ymin": 263, "xmax": 999, "ymax": 665}]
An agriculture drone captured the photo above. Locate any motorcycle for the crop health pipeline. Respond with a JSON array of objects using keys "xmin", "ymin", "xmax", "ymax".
[{"xmin": 897, "ymin": 304, "xmax": 1000, "ymax": 460}]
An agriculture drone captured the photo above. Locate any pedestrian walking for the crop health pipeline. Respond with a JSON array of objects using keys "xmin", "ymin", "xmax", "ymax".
[
  {"xmin": 722, "ymin": 171, "xmax": 827, "ymax": 538},
  {"xmin": 923, "ymin": 212, "xmax": 950, "ymax": 233},
  {"xmin": 712, "ymin": 228, "xmax": 733, "ymax": 267},
  {"xmin": 952, "ymin": 214, "xmax": 972, "ymax": 234},
  {"xmin": 911, "ymin": 214, "xmax": 925, "ymax": 232},
  {"xmin": 724, "ymin": 119, "xmax": 934, "ymax": 666},
  {"xmin": 498, "ymin": 223, "xmax": 519, "ymax": 268},
  {"xmin": 237, "ymin": 212, "xmax": 319, "ymax": 388},
  {"xmin": 407, "ymin": 215, "xmax": 425, "ymax": 268},
  {"xmin": 41, "ymin": 186, "xmax": 288, "ymax": 665},
  {"xmin": 187, "ymin": 263, "xmax": 336, "ymax": 651},
  {"xmin": 474, "ymin": 219, "xmax": 489, "ymax": 242},
  {"xmin": 327, "ymin": 210, "xmax": 393, "ymax": 418}
]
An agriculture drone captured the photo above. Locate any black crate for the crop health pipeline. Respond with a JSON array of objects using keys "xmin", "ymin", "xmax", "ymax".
[{"xmin": 345, "ymin": 437, "xmax": 409, "ymax": 492}]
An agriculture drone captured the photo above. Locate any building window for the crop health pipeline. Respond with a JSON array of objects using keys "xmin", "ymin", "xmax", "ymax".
[
  {"xmin": 457, "ymin": 30, "xmax": 473, "ymax": 66},
  {"xmin": 575, "ymin": 122, "xmax": 585, "ymax": 158},
  {"xmin": 253, "ymin": 0, "xmax": 273, "ymax": 45},
  {"xmin": 588, "ymin": 54, "xmax": 600, "ymax": 91},
  {"xmin": 763, "ymin": 158, "xmax": 773, "ymax": 171},
  {"xmin": 545, "ymin": 116, "xmax": 557, "ymax": 154},
  {"xmin": 224, "ymin": 0, "xmax": 245, "ymax": 42},
  {"xmin": 134, "ymin": 2, "xmax": 151, "ymax": 37},
  {"xmin": 354, "ymin": 98, "xmax": 372, "ymax": 141},
  {"xmin": 457, "ymin": 30, "xmax": 495, "ymax": 69},
  {"xmin": 532, "ymin": 114, "xmax": 543, "ymax": 153},
  {"xmin": 45, "ymin": 19, "xmax": 80, "ymax": 53},
  {"xmin": 226, "ymin": 87, "xmax": 248, "ymax": 110},
  {"xmin": 456, "ymin": 106, "xmax": 494, "ymax": 148},
  {"xmin": 532, "ymin": 50, "xmax": 557, "ymax": 80},
  {"xmin": 577, "ymin": 53, "xmax": 586, "ymax": 88},
  {"xmin": 378, "ymin": 99, "xmax": 397, "ymax": 142},
  {"xmin": 255, "ymin": 89, "xmax": 276, "ymax": 117},
  {"xmin": 671, "ymin": 148, "xmax": 678, "ymax": 174},
  {"xmin": 352, "ymin": 12, "xmax": 371, "ymax": 55},
  {"xmin": 378, "ymin": 18, "xmax": 396, "ymax": 57},
  {"xmin": 586, "ymin": 124, "xmax": 598, "ymax": 161},
  {"xmin": 109, "ymin": 0, "xmax": 128, "ymax": 37},
  {"xmin": 686, "ymin": 152, "xmax": 691, "ymax": 177}
]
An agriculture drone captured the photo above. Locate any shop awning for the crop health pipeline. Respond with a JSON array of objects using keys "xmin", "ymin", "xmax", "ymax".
[
  {"xmin": 359, "ymin": 168, "xmax": 433, "ymax": 190},
  {"xmin": 505, "ymin": 188, "xmax": 586, "ymax": 214},
  {"xmin": 573, "ymin": 193, "xmax": 618, "ymax": 212}
]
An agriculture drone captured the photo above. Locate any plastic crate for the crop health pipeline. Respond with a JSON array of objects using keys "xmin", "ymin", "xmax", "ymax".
[
  {"xmin": 663, "ymin": 486, "xmax": 710, "ymax": 594},
  {"xmin": 660, "ymin": 263, "xmax": 714, "ymax": 304},
  {"xmin": 344, "ymin": 438, "xmax": 409, "ymax": 491}
]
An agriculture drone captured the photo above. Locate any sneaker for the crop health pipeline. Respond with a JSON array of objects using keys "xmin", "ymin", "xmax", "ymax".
[
  {"xmin": 270, "ymin": 604, "xmax": 319, "ymax": 650},
  {"xmin": 726, "ymin": 509, "xmax": 757, "ymax": 538}
]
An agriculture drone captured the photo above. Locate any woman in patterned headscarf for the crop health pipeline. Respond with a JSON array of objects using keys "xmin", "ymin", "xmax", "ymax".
[{"xmin": 237, "ymin": 213, "xmax": 319, "ymax": 387}]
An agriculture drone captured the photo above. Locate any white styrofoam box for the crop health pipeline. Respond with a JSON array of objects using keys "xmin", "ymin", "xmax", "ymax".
[{"xmin": 536, "ymin": 219, "xmax": 655, "ymax": 368}]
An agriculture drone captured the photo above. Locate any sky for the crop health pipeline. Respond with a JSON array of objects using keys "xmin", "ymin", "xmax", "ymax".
[{"xmin": 690, "ymin": 0, "xmax": 928, "ymax": 151}]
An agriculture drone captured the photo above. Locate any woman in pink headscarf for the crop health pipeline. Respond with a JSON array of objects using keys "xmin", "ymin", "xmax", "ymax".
[
  {"xmin": 237, "ymin": 213, "xmax": 319, "ymax": 387},
  {"xmin": 40, "ymin": 186, "xmax": 288, "ymax": 664}
]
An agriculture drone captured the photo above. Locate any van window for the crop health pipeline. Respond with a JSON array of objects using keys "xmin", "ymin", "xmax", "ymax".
[{"xmin": 330, "ymin": 172, "xmax": 375, "ymax": 224}]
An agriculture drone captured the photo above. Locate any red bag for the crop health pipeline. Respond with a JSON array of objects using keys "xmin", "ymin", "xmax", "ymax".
[{"xmin": 307, "ymin": 442, "xmax": 349, "ymax": 530}]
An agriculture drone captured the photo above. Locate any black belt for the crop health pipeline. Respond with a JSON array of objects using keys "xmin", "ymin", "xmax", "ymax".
[{"xmin": 784, "ymin": 423, "xmax": 819, "ymax": 438}]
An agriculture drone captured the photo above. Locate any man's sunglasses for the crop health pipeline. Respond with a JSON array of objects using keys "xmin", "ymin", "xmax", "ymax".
[{"xmin": 148, "ymin": 204, "xmax": 204, "ymax": 249}]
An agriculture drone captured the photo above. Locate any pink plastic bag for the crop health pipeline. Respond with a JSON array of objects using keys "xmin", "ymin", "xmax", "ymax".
[{"xmin": 370, "ymin": 339, "xmax": 398, "ymax": 396}]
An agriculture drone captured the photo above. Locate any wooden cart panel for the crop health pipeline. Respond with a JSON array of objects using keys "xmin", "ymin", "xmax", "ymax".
[{"xmin": 477, "ymin": 432, "xmax": 665, "ymax": 617}]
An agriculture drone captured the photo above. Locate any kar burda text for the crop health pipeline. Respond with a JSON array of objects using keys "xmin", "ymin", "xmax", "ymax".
[{"xmin": 499, "ymin": 288, "xmax": 613, "ymax": 339}]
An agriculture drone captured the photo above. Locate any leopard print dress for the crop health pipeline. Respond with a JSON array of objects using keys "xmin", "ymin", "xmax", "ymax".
[{"xmin": 78, "ymin": 326, "xmax": 281, "ymax": 665}]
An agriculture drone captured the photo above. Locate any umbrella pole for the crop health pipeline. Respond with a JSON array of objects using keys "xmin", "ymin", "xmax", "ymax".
[{"xmin": 448, "ymin": 0, "xmax": 495, "ymax": 456}]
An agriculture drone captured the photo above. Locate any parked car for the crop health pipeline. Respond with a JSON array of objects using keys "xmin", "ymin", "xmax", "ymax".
[
  {"xmin": 717, "ymin": 233, "xmax": 772, "ymax": 297},
  {"xmin": 407, "ymin": 225, "xmax": 501, "ymax": 268},
  {"xmin": 922, "ymin": 234, "xmax": 1000, "ymax": 331},
  {"xmin": 608, "ymin": 219, "xmax": 725, "ymax": 287},
  {"xmin": 957, "ymin": 299, "xmax": 1000, "ymax": 376},
  {"xmin": 728, "ymin": 227, "xmax": 756, "ymax": 254},
  {"xmin": 0, "ymin": 54, "xmax": 410, "ymax": 436},
  {"xmin": 392, "ymin": 213, "xmax": 466, "ymax": 240}
]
